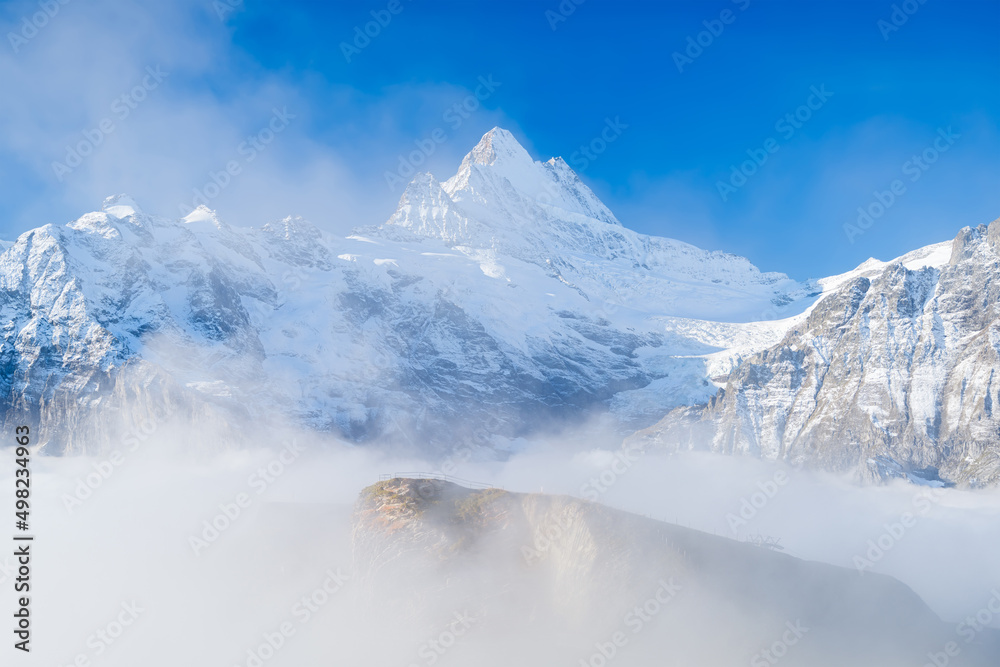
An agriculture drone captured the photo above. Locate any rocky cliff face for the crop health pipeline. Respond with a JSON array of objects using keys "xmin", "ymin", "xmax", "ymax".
[
  {"xmin": 351, "ymin": 478, "xmax": 1000, "ymax": 665},
  {"xmin": 630, "ymin": 219, "xmax": 1000, "ymax": 487}
]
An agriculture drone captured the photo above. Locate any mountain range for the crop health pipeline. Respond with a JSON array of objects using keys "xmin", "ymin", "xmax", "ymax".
[{"xmin": 1, "ymin": 127, "xmax": 996, "ymax": 484}]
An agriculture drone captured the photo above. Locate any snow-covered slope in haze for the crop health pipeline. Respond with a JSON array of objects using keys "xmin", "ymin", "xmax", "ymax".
[
  {"xmin": 0, "ymin": 129, "xmax": 814, "ymax": 454},
  {"xmin": 629, "ymin": 219, "xmax": 1000, "ymax": 487}
]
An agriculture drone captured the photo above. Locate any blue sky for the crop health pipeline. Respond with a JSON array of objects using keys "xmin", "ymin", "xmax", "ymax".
[{"xmin": 0, "ymin": 0, "xmax": 997, "ymax": 279}]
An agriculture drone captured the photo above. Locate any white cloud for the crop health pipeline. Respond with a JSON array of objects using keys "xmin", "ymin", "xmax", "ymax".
[{"xmin": 0, "ymin": 0, "xmax": 514, "ymax": 238}]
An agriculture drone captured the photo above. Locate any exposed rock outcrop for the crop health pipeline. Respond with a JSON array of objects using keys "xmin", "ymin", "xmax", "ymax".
[
  {"xmin": 631, "ymin": 219, "xmax": 1000, "ymax": 486},
  {"xmin": 351, "ymin": 478, "xmax": 1000, "ymax": 665}
]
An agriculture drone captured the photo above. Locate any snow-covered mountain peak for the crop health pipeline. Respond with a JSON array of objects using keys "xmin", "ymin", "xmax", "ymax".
[
  {"xmin": 261, "ymin": 215, "xmax": 322, "ymax": 242},
  {"xmin": 438, "ymin": 127, "xmax": 618, "ymax": 227},
  {"xmin": 385, "ymin": 127, "xmax": 619, "ymax": 245},
  {"xmin": 372, "ymin": 128, "xmax": 812, "ymax": 325},
  {"xmin": 443, "ymin": 126, "xmax": 536, "ymax": 198},
  {"xmin": 183, "ymin": 204, "xmax": 231, "ymax": 231},
  {"xmin": 464, "ymin": 126, "xmax": 533, "ymax": 168},
  {"xmin": 950, "ymin": 218, "xmax": 1000, "ymax": 266},
  {"xmin": 101, "ymin": 193, "xmax": 143, "ymax": 219}
]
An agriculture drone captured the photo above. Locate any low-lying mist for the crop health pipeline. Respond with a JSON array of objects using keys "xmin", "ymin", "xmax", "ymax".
[{"xmin": 3, "ymin": 414, "xmax": 999, "ymax": 666}]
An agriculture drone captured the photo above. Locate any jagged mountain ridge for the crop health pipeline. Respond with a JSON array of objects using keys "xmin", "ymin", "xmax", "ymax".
[
  {"xmin": 0, "ymin": 128, "xmax": 813, "ymax": 453},
  {"xmin": 629, "ymin": 219, "xmax": 1000, "ymax": 487}
]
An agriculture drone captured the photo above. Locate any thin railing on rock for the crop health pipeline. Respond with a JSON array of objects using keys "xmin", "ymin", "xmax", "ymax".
[{"xmin": 377, "ymin": 472, "xmax": 501, "ymax": 490}]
